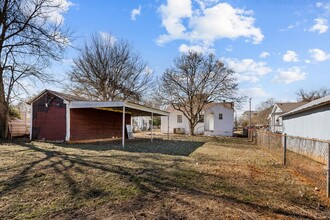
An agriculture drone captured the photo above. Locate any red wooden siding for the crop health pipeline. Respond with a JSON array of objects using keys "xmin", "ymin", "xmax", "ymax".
[
  {"xmin": 32, "ymin": 93, "xmax": 66, "ymax": 141},
  {"xmin": 70, "ymin": 108, "xmax": 131, "ymax": 141}
]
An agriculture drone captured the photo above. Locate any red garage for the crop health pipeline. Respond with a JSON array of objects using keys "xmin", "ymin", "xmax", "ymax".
[{"xmin": 29, "ymin": 90, "xmax": 169, "ymax": 146}]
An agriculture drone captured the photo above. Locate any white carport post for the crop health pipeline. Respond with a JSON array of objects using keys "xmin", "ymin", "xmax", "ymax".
[
  {"xmin": 122, "ymin": 105, "xmax": 125, "ymax": 148},
  {"xmin": 151, "ymin": 112, "xmax": 153, "ymax": 142}
]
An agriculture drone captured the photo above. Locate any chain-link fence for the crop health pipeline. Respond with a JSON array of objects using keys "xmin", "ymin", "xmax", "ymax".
[{"xmin": 249, "ymin": 129, "xmax": 330, "ymax": 197}]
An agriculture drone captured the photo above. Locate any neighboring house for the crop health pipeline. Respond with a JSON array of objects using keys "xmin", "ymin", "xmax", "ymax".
[
  {"xmin": 282, "ymin": 96, "xmax": 330, "ymax": 141},
  {"xmin": 160, "ymin": 102, "xmax": 234, "ymax": 136},
  {"xmin": 268, "ymin": 102, "xmax": 307, "ymax": 133},
  {"xmin": 132, "ymin": 116, "xmax": 151, "ymax": 131},
  {"xmin": 28, "ymin": 89, "xmax": 169, "ymax": 142}
]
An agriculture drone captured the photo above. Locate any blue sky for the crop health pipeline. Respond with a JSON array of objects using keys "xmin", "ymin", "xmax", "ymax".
[{"xmin": 41, "ymin": 0, "xmax": 330, "ymax": 114}]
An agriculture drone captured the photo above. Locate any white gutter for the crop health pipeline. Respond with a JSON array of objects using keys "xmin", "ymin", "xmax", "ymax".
[{"xmin": 64, "ymin": 100, "xmax": 70, "ymax": 141}]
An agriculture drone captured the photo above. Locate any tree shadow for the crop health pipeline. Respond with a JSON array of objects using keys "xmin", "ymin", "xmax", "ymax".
[
  {"xmin": 0, "ymin": 142, "xmax": 327, "ymax": 219},
  {"xmin": 55, "ymin": 138, "xmax": 205, "ymax": 157}
]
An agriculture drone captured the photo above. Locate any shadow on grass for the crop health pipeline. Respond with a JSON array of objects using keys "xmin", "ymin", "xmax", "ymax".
[
  {"xmin": 0, "ymin": 141, "xmax": 326, "ymax": 219},
  {"xmin": 56, "ymin": 138, "xmax": 205, "ymax": 157}
]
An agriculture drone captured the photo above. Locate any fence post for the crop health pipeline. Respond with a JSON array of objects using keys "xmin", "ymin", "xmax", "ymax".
[
  {"xmin": 251, "ymin": 129, "xmax": 254, "ymax": 142},
  {"xmin": 327, "ymin": 143, "xmax": 330, "ymax": 198},
  {"xmin": 283, "ymin": 133, "xmax": 287, "ymax": 166},
  {"xmin": 268, "ymin": 132, "xmax": 270, "ymax": 149}
]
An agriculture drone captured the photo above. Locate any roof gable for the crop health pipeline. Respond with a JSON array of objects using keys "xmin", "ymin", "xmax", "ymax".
[
  {"xmin": 28, "ymin": 89, "xmax": 86, "ymax": 104},
  {"xmin": 274, "ymin": 102, "xmax": 308, "ymax": 113}
]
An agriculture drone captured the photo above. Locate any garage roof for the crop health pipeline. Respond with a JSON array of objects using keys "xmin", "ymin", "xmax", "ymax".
[{"xmin": 282, "ymin": 95, "xmax": 330, "ymax": 117}]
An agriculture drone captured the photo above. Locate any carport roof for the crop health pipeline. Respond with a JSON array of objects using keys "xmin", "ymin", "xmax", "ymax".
[
  {"xmin": 69, "ymin": 101, "xmax": 169, "ymax": 116},
  {"xmin": 28, "ymin": 89, "xmax": 169, "ymax": 116}
]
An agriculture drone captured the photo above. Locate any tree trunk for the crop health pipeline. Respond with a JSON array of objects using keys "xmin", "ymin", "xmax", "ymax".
[
  {"xmin": 189, "ymin": 121, "xmax": 195, "ymax": 136},
  {"xmin": 0, "ymin": 74, "xmax": 8, "ymax": 138}
]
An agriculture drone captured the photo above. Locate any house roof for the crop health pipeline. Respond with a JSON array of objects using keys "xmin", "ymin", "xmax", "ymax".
[
  {"xmin": 283, "ymin": 95, "xmax": 330, "ymax": 117},
  {"xmin": 166, "ymin": 102, "xmax": 234, "ymax": 112},
  {"xmin": 28, "ymin": 89, "xmax": 169, "ymax": 116},
  {"xmin": 274, "ymin": 102, "xmax": 307, "ymax": 113}
]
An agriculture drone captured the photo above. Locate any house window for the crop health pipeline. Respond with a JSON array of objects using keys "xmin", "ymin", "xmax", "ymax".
[
  {"xmin": 275, "ymin": 118, "xmax": 280, "ymax": 125},
  {"xmin": 219, "ymin": 113, "xmax": 223, "ymax": 120},
  {"xmin": 177, "ymin": 115, "xmax": 182, "ymax": 123},
  {"xmin": 199, "ymin": 114, "xmax": 204, "ymax": 123}
]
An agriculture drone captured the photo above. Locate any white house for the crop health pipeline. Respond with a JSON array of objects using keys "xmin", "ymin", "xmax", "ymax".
[
  {"xmin": 161, "ymin": 103, "xmax": 234, "ymax": 136},
  {"xmin": 282, "ymin": 96, "xmax": 330, "ymax": 141},
  {"xmin": 268, "ymin": 102, "xmax": 307, "ymax": 133},
  {"xmin": 131, "ymin": 116, "xmax": 151, "ymax": 131}
]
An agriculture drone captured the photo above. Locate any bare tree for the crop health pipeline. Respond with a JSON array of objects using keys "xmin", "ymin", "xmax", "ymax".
[
  {"xmin": 296, "ymin": 88, "xmax": 330, "ymax": 102},
  {"xmin": 253, "ymin": 98, "xmax": 275, "ymax": 125},
  {"xmin": 66, "ymin": 34, "xmax": 153, "ymax": 102},
  {"xmin": 0, "ymin": 0, "xmax": 72, "ymax": 138},
  {"xmin": 157, "ymin": 51, "xmax": 241, "ymax": 135}
]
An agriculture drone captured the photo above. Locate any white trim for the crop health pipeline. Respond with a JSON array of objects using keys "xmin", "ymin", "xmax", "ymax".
[
  {"xmin": 122, "ymin": 105, "xmax": 125, "ymax": 148},
  {"xmin": 64, "ymin": 101, "xmax": 70, "ymax": 141},
  {"xmin": 125, "ymin": 102, "xmax": 169, "ymax": 116},
  {"xmin": 151, "ymin": 112, "xmax": 153, "ymax": 142},
  {"xmin": 70, "ymin": 101, "xmax": 125, "ymax": 109},
  {"xmin": 29, "ymin": 104, "xmax": 33, "ymax": 140},
  {"xmin": 69, "ymin": 101, "xmax": 169, "ymax": 116}
]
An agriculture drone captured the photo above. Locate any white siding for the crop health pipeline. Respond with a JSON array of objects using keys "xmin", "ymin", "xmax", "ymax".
[
  {"xmin": 282, "ymin": 104, "xmax": 330, "ymax": 141},
  {"xmin": 161, "ymin": 112, "xmax": 190, "ymax": 134},
  {"xmin": 161, "ymin": 104, "xmax": 234, "ymax": 136},
  {"xmin": 204, "ymin": 105, "xmax": 234, "ymax": 136},
  {"xmin": 269, "ymin": 105, "xmax": 283, "ymax": 133},
  {"xmin": 132, "ymin": 116, "xmax": 151, "ymax": 131}
]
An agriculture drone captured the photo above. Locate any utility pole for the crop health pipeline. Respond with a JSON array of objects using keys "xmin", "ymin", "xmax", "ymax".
[{"xmin": 249, "ymin": 98, "xmax": 252, "ymax": 127}]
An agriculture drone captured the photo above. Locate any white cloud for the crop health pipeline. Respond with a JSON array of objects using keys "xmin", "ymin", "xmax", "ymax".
[
  {"xmin": 131, "ymin": 5, "xmax": 142, "ymax": 21},
  {"xmin": 272, "ymin": 66, "xmax": 307, "ymax": 84},
  {"xmin": 143, "ymin": 66, "xmax": 154, "ymax": 75},
  {"xmin": 309, "ymin": 48, "xmax": 330, "ymax": 62},
  {"xmin": 157, "ymin": 1, "xmax": 263, "ymax": 52},
  {"xmin": 157, "ymin": 0, "xmax": 192, "ymax": 44},
  {"xmin": 25, "ymin": 0, "xmax": 73, "ymax": 25},
  {"xmin": 223, "ymin": 58, "xmax": 272, "ymax": 83},
  {"xmin": 99, "ymin": 32, "xmax": 117, "ymax": 45},
  {"xmin": 43, "ymin": 0, "xmax": 73, "ymax": 25},
  {"xmin": 280, "ymin": 21, "xmax": 301, "ymax": 32},
  {"xmin": 259, "ymin": 51, "xmax": 270, "ymax": 58},
  {"xmin": 309, "ymin": 18, "xmax": 328, "ymax": 34},
  {"xmin": 240, "ymin": 87, "xmax": 269, "ymax": 98},
  {"xmin": 316, "ymin": 2, "xmax": 330, "ymax": 14},
  {"xmin": 316, "ymin": 2, "xmax": 323, "ymax": 8},
  {"xmin": 283, "ymin": 50, "xmax": 299, "ymax": 62},
  {"xmin": 179, "ymin": 43, "xmax": 215, "ymax": 54}
]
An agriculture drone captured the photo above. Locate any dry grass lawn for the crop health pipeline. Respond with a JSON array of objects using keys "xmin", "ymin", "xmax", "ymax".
[{"xmin": 0, "ymin": 134, "xmax": 330, "ymax": 219}]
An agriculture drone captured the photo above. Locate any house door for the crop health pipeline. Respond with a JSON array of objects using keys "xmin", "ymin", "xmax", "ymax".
[{"xmin": 206, "ymin": 114, "xmax": 214, "ymax": 131}]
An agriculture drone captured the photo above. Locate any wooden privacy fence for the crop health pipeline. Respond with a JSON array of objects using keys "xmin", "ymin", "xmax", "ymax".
[{"xmin": 249, "ymin": 129, "xmax": 330, "ymax": 198}]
